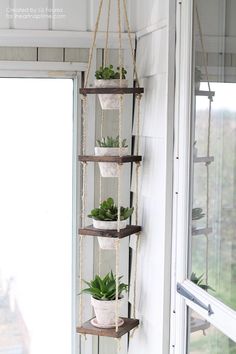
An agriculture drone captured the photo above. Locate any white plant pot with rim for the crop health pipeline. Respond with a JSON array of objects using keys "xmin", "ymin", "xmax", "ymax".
[
  {"xmin": 91, "ymin": 296, "xmax": 123, "ymax": 327},
  {"xmin": 93, "ymin": 219, "xmax": 127, "ymax": 250},
  {"xmin": 95, "ymin": 147, "xmax": 128, "ymax": 178},
  {"xmin": 95, "ymin": 79, "xmax": 128, "ymax": 110}
]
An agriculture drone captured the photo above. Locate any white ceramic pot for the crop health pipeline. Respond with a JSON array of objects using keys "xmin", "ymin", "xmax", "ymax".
[
  {"xmin": 93, "ymin": 219, "xmax": 127, "ymax": 230},
  {"xmin": 95, "ymin": 79, "xmax": 128, "ymax": 110},
  {"xmin": 91, "ymin": 297, "xmax": 123, "ymax": 327},
  {"xmin": 93, "ymin": 219, "xmax": 127, "ymax": 250},
  {"xmin": 95, "ymin": 147, "xmax": 128, "ymax": 178}
]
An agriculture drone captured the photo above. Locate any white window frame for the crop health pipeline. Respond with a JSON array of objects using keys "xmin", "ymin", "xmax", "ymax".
[
  {"xmin": 0, "ymin": 62, "xmax": 93, "ymax": 354},
  {"xmin": 171, "ymin": 0, "xmax": 236, "ymax": 353}
]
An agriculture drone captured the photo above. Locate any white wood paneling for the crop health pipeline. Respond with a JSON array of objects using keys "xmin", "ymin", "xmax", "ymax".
[
  {"xmin": 65, "ymin": 48, "xmax": 89, "ymax": 63},
  {"xmin": 0, "ymin": 46, "xmax": 36, "ymax": 60},
  {"xmin": 0, "ymin": 0, "xmax": 10, "ymax": 28},
  {"xmin": 226, "ymin": 0, "xmax": 236, "ymax": 37},
  {"xmin": 52, "ymin": 0, "xmax": 87, "ymax": 30},
  {"xmin": 141, "ymin": 74, "xmax": 168, "ymax": 139},
  {"xmin": 137, "ymin": 27, "xmax": 168, "ymax": 78},
  {"xmin": 13, "ymin": 0, "xmax": 50, "ymax": 29},
  {"xmin": 0, "ymin": 30, "xmax": 135, "ymax": 48},
  {"xmin": 38, "ymin": 47, "xmax": 63, "ymax": 61},
  {"xmin": 135, "ymin": 0, "xmax": 167, "ymax": 32},
  {"xmin": 196, "ymin": 0, "xmax": 223, "ymax": 36},
  {"xmin": 89, "ymin": 0, "xmax": 124, "ymax": 32}
]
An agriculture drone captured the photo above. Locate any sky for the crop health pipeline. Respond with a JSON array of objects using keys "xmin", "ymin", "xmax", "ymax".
[{"xmin": 0, "ymin": 78, "xmax": 73, "ymax": 354}]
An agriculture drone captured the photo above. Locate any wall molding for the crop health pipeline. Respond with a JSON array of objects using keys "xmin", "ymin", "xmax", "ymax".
[{"xmin": 0, "ymin": 29, "xmax": 135, "ymax": 48}]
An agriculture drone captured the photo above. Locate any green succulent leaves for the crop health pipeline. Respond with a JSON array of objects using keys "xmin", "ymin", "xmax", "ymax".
[
  {"xmin": 95, "ymin": 65, "xmax": 127, "ymax": 80},
  {"xmin": 96, "ymin": 136, "xmax": 128, "ymax": 148},
  {"xmin": 192, "ymin": 207, "xmax": 205, "ymax": 220},
  {"xmin": 190, "ymin": 272, "xmax": 215, "ymax": 291},
  {"xmin": 88, "ymin": 197, "xmax": 134, "ymax": 221},
  {"xmin": 81, "ymin": 271, "xmax": 128, "ymax": 300}
]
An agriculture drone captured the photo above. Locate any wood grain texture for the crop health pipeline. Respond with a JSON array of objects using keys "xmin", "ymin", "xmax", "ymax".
[
  {"xmin": 79, "ymin": 225, "xmax": 141, "ymax": 239},
  {"xmin": 80, "ymin": 87, "xmax": 144, "ymax": 95},
  {"xmin": 77, "ymin": 317, "xmax": 139, "ymax": 338},
  {"xmin": 78, "ymin": 155, "xmax": 142, "ymax": 163}
]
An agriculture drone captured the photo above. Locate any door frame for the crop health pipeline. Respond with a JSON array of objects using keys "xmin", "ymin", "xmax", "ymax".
[
  {"xmin": 0, "ymin": 63, "xmax": 93, "ymax": 354},
  {"xmin": 171, "ymin": 0, "xmax": 236, "ymax": 352}
]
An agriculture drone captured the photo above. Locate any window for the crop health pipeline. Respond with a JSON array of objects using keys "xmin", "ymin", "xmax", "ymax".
[{"xmin": 0, "ymin": 78, "xmax": 74, "ymax": 354}]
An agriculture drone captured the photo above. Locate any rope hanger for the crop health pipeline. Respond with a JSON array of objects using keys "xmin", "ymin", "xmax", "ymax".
[
  {"xmin": 79, "ymin": 0, "xmax": 143, "ymax": 350},
  {"xmin": 195, "ymin": 4, "xmax": 213, "ymax": 287}
]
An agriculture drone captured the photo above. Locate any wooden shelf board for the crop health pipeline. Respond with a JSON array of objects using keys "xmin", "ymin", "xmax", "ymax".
[
  {"xmin": 79, "ymin": 225, "xmax": 142, "ymax": 239},
  {"xmin": 80, "ymin": 87, "xmax": 144, "ymax": 95},
  {"xmin": 194, "ymin": 156, "xmax": 214, "ymax": 164},
  {"xmin": 195, "ymin": 90, "xmax": 215, "ymax": 98},
  {"xmin": 78, "ymin": 155, "xmax": 142, "ymax": 163},
  {"xmin": 191, "ymin": 319, "xmax": 210, "ymax": 333},
  {"xmin": 192, "ymin": 227, "xmax": 213, "ymax": 236},
  {"xmin": 77, "ymin": 317, "xmax": 139, "ymax": 338}
]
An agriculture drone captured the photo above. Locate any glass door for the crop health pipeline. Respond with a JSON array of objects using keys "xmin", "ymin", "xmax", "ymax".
[{"xmin": 175, "ymin": 0, "xmax": 236, "ymax": 353}]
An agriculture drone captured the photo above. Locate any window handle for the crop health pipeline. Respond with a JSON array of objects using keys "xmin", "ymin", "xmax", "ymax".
[{"xmin": 177, "ymin": 283, "xmax": 214, "ymax": 316}]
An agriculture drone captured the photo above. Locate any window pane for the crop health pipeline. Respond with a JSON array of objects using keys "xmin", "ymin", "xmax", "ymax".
[
  {"xmin": 189, "ymin": 310, "xmax": 236, "ymax": 354},
  {"xmin": 0, "ymin": 78, "xmax": 73, "ymax": 354},
  {"xmin": 190, "ymin": 0, "xmax": 236, "ymax": 311}
]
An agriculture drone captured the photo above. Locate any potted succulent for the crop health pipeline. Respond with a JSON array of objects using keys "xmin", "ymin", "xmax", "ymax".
[
  {"xmin": 190, "ymin": 272, "xmax": 215, "ymax": 291},
  {"xmin": 192, "ymin": 207, "xmax": 205, "ymax": 230},
  {"xmin": 88, "ymin": 197, "xmax": 134, "ymax": 250},
  {"xmin": 195, "ymin": 67, "xmax": 202, "ymax": 91},
  {"xmin": 95, "ymin": 136, "xmax": 128, "ymax": 178},
  {"xmin": 81, "ymin": 271, "xmax": 128, "ymax": 328},
  {"xmin": 95, "ymin": 65, "xmax": 128, "ymax": 110},
  {"xmin": 190, "ymin": 272, "xmax": 214, "ymax": 330}
]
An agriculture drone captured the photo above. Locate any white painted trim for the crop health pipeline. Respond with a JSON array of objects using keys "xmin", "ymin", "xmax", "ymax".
[
  {"xmin": 180, "ymin": 280, "xmax": 236, "ymax": 342},
  {"xmin": 72, "ymin": 73, "xmax": 80, "ymax": 354},
  {"xmin": 171, "ymin": 0, "xmax": 193, "ymax": 353},
  {"xmin": 136, "ymin": 19, "xmax": 168, "ymax": 39},
  {"xmin": 0, "ymin": 61, "xmax": 87, "ymax": 78},
  {"xmin": 0, "ymin": 60, "xmax": 87, "ymax": 72},
  {"xmin": 0, "ymin": 29, "xmax": 135, "ymax": 48}
]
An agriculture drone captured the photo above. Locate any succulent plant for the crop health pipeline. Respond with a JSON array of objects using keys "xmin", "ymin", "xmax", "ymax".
[
  {"xmin": 195, "ymin": 67, "xmax": 202, "ymax": 82},
  {"xmin": 190, "ymin": 272, "xmax": 215, "ymax": 291},
  {"xmin": 96, "ymin": 136, "xmax": 128, "ymax": 148},
  {"xmin": 95, "ymin": 65, "xmax": 127, "ymax": 80},
  {"xmin": 81, "ymin": 271, "xmax": 128, "ymax": 300},
  {"xmin": 88, "ymin": 197, "xmax": 133, "ymax": 221},
  {"xmin": 192, "ymin": 207, "xmax": 205, "ymax": 221}
]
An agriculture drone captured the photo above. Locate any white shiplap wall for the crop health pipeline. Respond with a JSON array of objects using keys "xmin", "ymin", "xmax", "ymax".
[
  {"xmin": 129, "ymin": 1, "xmax": 175, "ymax": 354},
  {"xmin": 0, "ymin": 1, "xmax": 176, "ymax": 354},
  {"xmin": 0, "ymin": 0, "xmax": 130, "ymax": 31}
]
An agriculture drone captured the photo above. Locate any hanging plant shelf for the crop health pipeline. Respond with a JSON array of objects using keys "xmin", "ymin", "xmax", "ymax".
[
  {"xmin": 79, "ymin": 225, "xmax": 141, "ymax": 239},
  {"xmin": 77, "ymin": 317, "xmax": 139, "ymax": 338},
  {"xmin": 195, "ymin": 90, "xmax": 215, "ymax": 99},
  {"xmin": 79, "ymin": 155, "xmax": 142, "ymax": 163},
  {"xmin": 80, "ymin": 87, "xmax": 144, "ymax": 95},
  {"xmin": 194, "ymin": 156, "xmax": 214, "ymax": 164},
  {"xmin": 192, "ymin": 227, "xmax": 213, "ymax": 236},
  {"xmin": 191, "ymin": 318, "xmax": 210, "ymax": 333}
]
